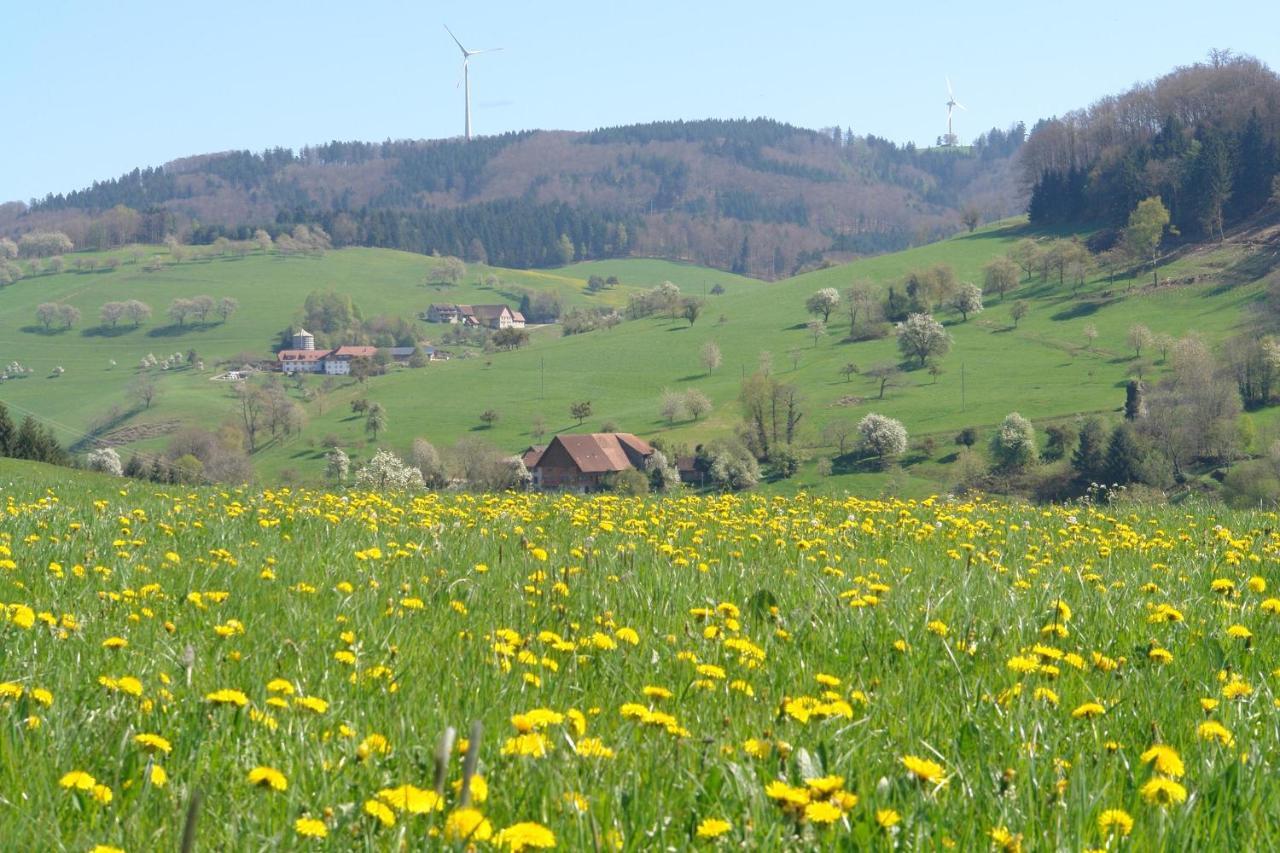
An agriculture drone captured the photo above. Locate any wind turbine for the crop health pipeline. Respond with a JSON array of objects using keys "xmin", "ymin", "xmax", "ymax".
[
  {"xmin": 445, "ymin": 25, "xmax": 501, "ymax": 141},
  {"xmin": 944, "ymin": 76, "xmax": 967, "ymax": 147}
]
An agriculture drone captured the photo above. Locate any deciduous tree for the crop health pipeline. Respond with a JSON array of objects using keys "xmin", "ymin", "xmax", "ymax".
[
  {"xmin": 896, "ymin": 313, "xmax": 951, "ymax": 367},
  {"xmin": 1124, "ymin": 196, "xmax": 1172, "ymax": 285},
  {"xmin": 983, "ymin": 257, "xmax": 1019, "ymax": 301},
  {"xmin": 805, "ymin": 288, "xmax": 840, "ymax": 323},
  {"xmin": 699, "ymin": 341, "xmax": 722, "ymax": 376}
]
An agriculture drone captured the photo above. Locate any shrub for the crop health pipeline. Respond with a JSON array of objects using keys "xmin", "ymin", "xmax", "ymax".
[
  {"xmin": 707, "ymin": 439, "xmax": 760, "ymax": 491},
  {"xmin": 353, "ymin": 450, "xmax": 424, "ymax": 491},
  {"xmin": 609, "ymin": 468, "xmax": 650, "ymax": 495},
  {"xmin": 990, "ymin": 412, "xmax": 1038, "ymax": 471},
  {"xmin": 770, "ymin": 445, "xmax": 802, "ymax": 479},
  {"xmin": 857, "ymin": 413, "xmax": 909, "ymax": 464},
  {"xmin": 86, "ymin": 447, "xmax": 123, "ymax": 477}
]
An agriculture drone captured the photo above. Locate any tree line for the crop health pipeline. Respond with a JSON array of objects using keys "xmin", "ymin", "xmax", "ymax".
[{"xmin": 1023, "ymin": 52, "xmax": 1280, "ymax": 239}]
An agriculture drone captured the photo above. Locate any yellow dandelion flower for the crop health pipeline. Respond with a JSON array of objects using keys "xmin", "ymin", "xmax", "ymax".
[
  {"xmin": 133, "ymin": 733, "xmax": 172, "ymax": 754},
  {"xmin": 1071, "ymin": 702, "xmax": 1105, "ymax": 719},
  {"xmin": 376, "ymin": 784, "xmax": 443, "ymax": 814},
  {"xmin": 247, "ymin": 766, "xmax": 288, "ymax": 791},
  {"xmin": 1139, "ymin": 745, "xmax": 1184, "ymax": 778},
  {"xmin": 1140, "ymin": 777, "xmax": 1187, "ymax": 807},
  {"xmin": 293, "ymin": 696, "xmax": 329, "ymax": 714},
  {"xmin": 60, "ymin": 770, "xmax": 97, "ymax": 791},
  {"xmin": 574, "ymin": 737, "xmax": 615, "ymax": 759},
  {"xmin": 990, "ymin": 826, "xmax": 1022, "ymax": 852},
  {"xmin": 1197, "ymin": 720, "xmax": 1234, "ymax": 747},
  {"xmin": 876, "ymin": 809, "xmax": 902, "ymax": 830},
  {"xmin": 804, "ymin": 800, "xmax": 842, "ymax": 824},
  {"xmin": 901, "ymin": 754, "xmax": 946, "ymax": 784},
  {"xmin": 501, "ymin": 732, "xmax": 552, "ymax": 757},
  {"xmin": 494, "ymin": 821, "xmax": 556, "ymax": 851},
  {"xmin": 451, "ymin": 774, "xmax": 489, "ymax": 803},
  {"xmin": 1223, "ymin": 680, "xmax": 1253, "ymax": 700},
  {"xmin": 205, "ymin": 689, "xmax": 248, "ymax": 707},
  {"xmin": 764, "ymin": 779, "xmax": 810, "ymax": 807},
  {"xmin": 804, "ymin": 775, "xmax": 845, "ymax": 797},
  {"xmin": 444, "ymin": 808, "xmax": 494, "ymax": 843},
  {"xmin": 364, "ymin": 798, "xmax": 396, "ymax": 827},
  {"xmin": 696, "ymin": 818, "xmax": 732, "ymax": 838},
  {"xmin": 357, "ymin": 733, "xmax": 391, "ymax": 759},
  {"xmin": 1098, "ymin": 808, "xmax": 1133, "ymax": 836},
  {"xmin": 294, "ymin": 817, "xmax": 327, "ymax": 839}
]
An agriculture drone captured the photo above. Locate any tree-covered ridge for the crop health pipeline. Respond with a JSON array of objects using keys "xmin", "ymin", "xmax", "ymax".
[
  {"xmin": 1022, "ymin": 52, "xmax": 1280, "ymax": 238},
  {"xmin": 578, "ymin": 117, "xmax": 818, "ymax": 146},
  {"xmin": 282, "ymin": 200, "xmax": 635, "ymax": 269},
  {"xmin": 7, "ymin": 118, "xmax": 1027, "ymax": 277}
]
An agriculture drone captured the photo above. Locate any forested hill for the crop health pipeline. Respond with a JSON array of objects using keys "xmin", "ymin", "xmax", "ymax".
[
  {"xmin": 1022, "ymin": 53, "xmax": 1280, "ymax": 241},
  {"xmin": 0, "ymin": 118, "xmax": 1026, "ymax": 278}
]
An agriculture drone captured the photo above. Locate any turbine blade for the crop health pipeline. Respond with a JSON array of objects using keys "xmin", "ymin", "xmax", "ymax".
[
  {"xmin": 955, "ymin": 101, "xmax": 968, "ymax": 111},
  {"xmin": 444, "ymin": 24, "xmax": 468, "ymax": 55},
  {"xmin": 946, "ymin": 76, "xmax": 953, "ymax": 97}
]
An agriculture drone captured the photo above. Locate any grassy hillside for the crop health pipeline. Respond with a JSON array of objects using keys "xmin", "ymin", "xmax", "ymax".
[
  {"xmin": 0, "ymin": 221, "xmax": 1269, "ymax": 490},
  {"xmin": 0, "ymin": 246, "xmax": 755, "ymax": 432}
]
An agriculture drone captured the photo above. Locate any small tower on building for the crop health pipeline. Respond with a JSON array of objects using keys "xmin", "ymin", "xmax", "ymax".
[{"xmin": 292, "ymin": 328, "xmax": 315, "ymax": 350}]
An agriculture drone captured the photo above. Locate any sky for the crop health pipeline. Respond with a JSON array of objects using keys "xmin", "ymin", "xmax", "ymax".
[{"xmin": 3, "ymin": 0, "xmax": 1279, "ymax": 203}]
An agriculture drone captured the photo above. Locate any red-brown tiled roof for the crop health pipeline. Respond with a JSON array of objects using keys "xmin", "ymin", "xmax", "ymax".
[
  {"xmin": 521, "ymin": 445, "xmax": 546, "ymax": 468},
  {"xmin": 540, "ymin": 433, "xmax": 652, "ymax": 474},
  {"xmin": 277, "ymin": 349, "xmax": 326, "ymax": 362},
  {"xmin": 331, "ymin": 346, "xmax": 377, "ymax": 358}
]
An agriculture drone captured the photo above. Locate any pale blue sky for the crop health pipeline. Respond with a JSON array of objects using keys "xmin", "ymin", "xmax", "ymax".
[{"xmin": 3, "ymin": 0, "xmax": 1278, "ymax": 203}]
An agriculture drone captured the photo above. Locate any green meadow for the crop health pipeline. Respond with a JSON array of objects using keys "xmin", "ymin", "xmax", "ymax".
[{"xmin": 0, "ymin": 221, "xmax": 1266, "ymax": 489}]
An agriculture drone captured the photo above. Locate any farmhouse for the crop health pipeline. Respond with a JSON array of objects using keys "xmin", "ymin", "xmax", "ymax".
[
  {"xmin": 525, "ymin": 433, "xmax": 654, "ymax": 490},
  {"xmin": 424, "ymin": 303, "xmax": 525, "ymax": 330},
  {"xmin": 277, "ymin": 345, "xmax": 378, "ymax": 375}
]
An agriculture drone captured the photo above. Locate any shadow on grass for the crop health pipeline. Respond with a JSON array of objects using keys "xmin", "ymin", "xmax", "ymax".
[
  {"xmin": 1049, "ymin": 299, "xmax": 1118, "ymax": 321},
  {"xmin": 147, "ymin": 322, "xmax": 216, "ymax": 338},
  {"xmin": 82, "ymin": 325, "xmax": 138, "ymax": 338},
  {"xmin": 20, "ymin": 325, "xmax": 70, "ymax": 336}
]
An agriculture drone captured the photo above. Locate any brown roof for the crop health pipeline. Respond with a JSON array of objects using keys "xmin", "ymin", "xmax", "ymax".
[
  {"xmin": 521, "ymin": 445, "xmax": 546, "ymax": 468},
  {"xmin": 471, "ymin": 305, "xmax": 513, "ymax": 322},
  {"xmin": 278, "ymin": 349, "xmax": 326, "ymax": 362},
  {"xmin": 331, "ymin": 345, "xmax": 377, "ymax": 358},
  {"xmin": 540, "ymin": 433, "xmax": 652, "ymax": 474}
]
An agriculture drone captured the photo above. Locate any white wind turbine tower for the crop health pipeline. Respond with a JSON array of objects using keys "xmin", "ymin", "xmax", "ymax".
[
  {"xmin": 944, "ymin": 76, "xmax": 967, "ymax": 147},
  {"xmin": 445, "ymin": 25, "xmax": 502, "ymax": 141}
]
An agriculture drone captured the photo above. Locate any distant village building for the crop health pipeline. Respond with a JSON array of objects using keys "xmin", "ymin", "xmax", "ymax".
[
  {"xmin": 524, "ymin": 433, "xmax": 654, "ymax": 491},
  {"xmin": 291, "ymin": 328, "xmax": 316, "ymax": 350},
  {"xmin": 424, "ymin": 304, "xmax": 525, "ymax": 330}
]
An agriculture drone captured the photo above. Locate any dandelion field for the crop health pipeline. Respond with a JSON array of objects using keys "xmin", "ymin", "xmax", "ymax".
[{"xmin": 4, "ymin": 473, "xmax": 1280, "ymax": 850}]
